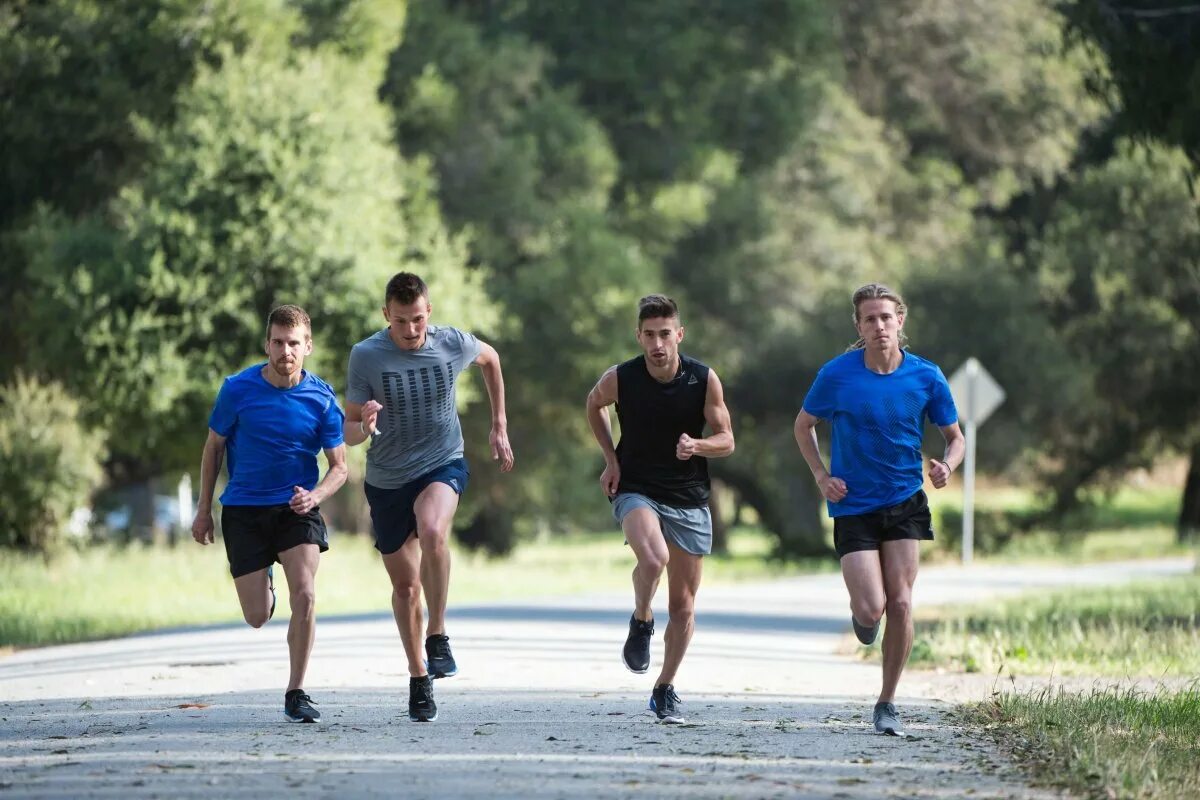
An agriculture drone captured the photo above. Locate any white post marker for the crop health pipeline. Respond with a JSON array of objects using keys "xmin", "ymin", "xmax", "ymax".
[{"xmin": 947, "ymin": 357, "xmax": 1005, "ymax": 565}]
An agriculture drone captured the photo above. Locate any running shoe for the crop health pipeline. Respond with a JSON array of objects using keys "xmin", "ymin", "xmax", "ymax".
[
  {"xmin": 622, "ymin": 614, "xmax": 654, "ymax": 674},
  {"xmin": 873, "ymin": 701, "xmax": 904, "ymax": 736},
  {"xmin": 283, "ymin": 690, "xmax": 320, "ymax": 723},
  {"xmin": 852, "ymin": 615, "xmax": 879, "ymax": 645},
  {"xmin": 409, "ymin": 676, "xmax": 438, "ymax": 722},
  {"xmin": 425, "ymin": 634, "xmax": 458, "ymax": 678},
  {"xmin": 649, "ymin": 684, "xmax": 685, "ymax": 724}
]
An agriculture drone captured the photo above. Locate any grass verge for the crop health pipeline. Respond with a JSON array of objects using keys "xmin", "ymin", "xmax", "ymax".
[
  {"xmin": 963, "ymin": 684, "xmax": 1200, "ymax": 799},
  {"xmin": 900, "ymin": 575, "xmax": 1200, "ymax": 676},
  {"xmin": 0, "ymin": 527, "xmax": 827, "ymax": 648}
]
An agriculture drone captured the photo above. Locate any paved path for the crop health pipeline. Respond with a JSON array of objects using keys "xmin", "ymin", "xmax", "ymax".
[{"xmin": 0, "ymin": 557, "xmax": 1191, "ymax": 798}]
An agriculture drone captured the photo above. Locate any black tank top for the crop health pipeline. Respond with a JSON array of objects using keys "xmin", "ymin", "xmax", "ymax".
[{"xmin": 615, "ymin": 354, "xmax": 711, "ymax": 507}]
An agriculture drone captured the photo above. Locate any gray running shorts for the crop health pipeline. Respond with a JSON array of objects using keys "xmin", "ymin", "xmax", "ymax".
[{"xmin": 612, "ymin": 492, "xmax": 712, "ymax": 556}]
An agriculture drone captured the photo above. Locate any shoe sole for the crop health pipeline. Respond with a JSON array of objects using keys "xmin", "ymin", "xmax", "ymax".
[
  {"xmin": 622, "ymin": 654, "xmax": 649, "ymax": 674},
  {"xmin": 409, "ymin": 712, "xmax": 438, "ymax": 722},
  {"xmin": 654, "ymin": 714, "xmax": 685, "ymax": 724},
  {"xmin": 283, "ymin": 713, "xmax": 319, "ymax": 723},
  {"xmin": 429, "ymin": 668, "xmax": 457, "ymax": 679}
]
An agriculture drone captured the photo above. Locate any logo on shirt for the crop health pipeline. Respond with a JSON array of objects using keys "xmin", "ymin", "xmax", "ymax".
[{"xmin": 687, "ymin": 374, "xmax": 699, "ymax": 385}]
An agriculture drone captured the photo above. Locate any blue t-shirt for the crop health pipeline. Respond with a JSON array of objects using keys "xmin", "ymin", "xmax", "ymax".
[
  {"xmin": 802, "ymin": 349, "xmax": 957, "ymax": 517},
  {"xmin": 208, "ymin": 364, "xmax": 345, "ymax": 506}
]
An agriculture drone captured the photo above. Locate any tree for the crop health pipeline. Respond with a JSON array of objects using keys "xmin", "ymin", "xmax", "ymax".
[
  {"xmin": 1030, "ymin": 141, "xmax": 1200, "ymax": 539},
  {"xmin": 19, "ymin": 30, "xmax": 489, "ymax": 488}
]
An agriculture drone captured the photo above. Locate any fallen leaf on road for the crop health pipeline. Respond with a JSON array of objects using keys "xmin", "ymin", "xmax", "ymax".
[{"xmin": 174, "ymin": 703, "xmax": 211, "ymax": 710}]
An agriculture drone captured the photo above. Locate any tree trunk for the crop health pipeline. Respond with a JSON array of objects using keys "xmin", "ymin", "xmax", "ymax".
[{"xmin": 1178, "ymin": 441, "xmax": 1200, "ymax": 543}]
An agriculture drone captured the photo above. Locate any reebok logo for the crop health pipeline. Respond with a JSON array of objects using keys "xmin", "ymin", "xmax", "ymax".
[{"xmin": 687, "ymin": 374, "xmax": 699, "ymax": 385}]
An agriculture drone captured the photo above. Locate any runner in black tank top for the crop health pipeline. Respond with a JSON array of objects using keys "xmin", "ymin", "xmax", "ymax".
[
  {"xmin": 615, "ymin": 354, "xmax": 711, "ymax": 507},
  {"xmin": 586, "ymin": 294, "xmax": 735, "ymax": 725}
]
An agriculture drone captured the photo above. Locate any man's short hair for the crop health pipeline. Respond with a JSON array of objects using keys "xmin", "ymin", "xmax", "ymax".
[
  {"xmin": 265, "ymin": 304, "xmax": 311, "ymax": 339},
  {"xmin": 385, "ymin": 272, "xmax": 429, "ymax": 306},
  {"xmin": 637, "ymin": 294, "xmax": 680, "ymax": 326}
]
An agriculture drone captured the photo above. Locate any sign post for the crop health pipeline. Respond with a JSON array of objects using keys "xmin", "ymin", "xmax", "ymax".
[{"xmin": 947, "ymin": 357, "xmax": 1005, "ymax": 565}]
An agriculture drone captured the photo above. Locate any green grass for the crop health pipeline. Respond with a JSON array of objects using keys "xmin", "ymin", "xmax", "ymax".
[
  {"xmin": 0, "ymin": 527, "xmax": 827, "ymax": 649},
  {"xmin": 898, "ymin": 575, "xmax": 1200, "ymax": 676},
  {"xmin": 925, "ymin": 483, "xmax": 1194, "ymax": 564},
  {"xmin": 964, "ymin": 684, "xmax": 1200, "ymax": 799}
]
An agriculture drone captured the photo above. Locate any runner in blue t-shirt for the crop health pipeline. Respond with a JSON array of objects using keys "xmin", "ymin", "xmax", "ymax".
[
  {"xmin": 191, "ymin": 305, "xmax": 348, "ymax": 724},
  {"xmin": 794, "ymin": 283, "xmax": 964, "ymax": 737}
]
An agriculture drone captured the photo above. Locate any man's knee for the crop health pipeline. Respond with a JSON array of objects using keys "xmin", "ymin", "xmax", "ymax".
[
  {"xmin": 667, "ymin": 595, "xmax": 695, "ymax": 624},
  {"xmin": 243, "ymin": 608, "xmax": 270, "ymax": 629},
  {"xmin": 885, "ymin": 593, "xmax": 912, "ymax": 620},
  {"xmin": 637, "ymin": 548, "xmax": 668, "ymax": 575},
  {"xmin": 852, "ymin": 597, "xmax": 886, "ymax": 626},
  {"xmin": 289, "ymin": 585, "xmax": 316, "ymax": 618},
  {"xmin": 391, "ymin": 577, "xmax": 421, "ymax": 607}
]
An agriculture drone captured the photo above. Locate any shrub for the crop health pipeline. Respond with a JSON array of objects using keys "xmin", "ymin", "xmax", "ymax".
[{"xmin": 0, "ymin": 375, "xmax": 107, "ymax": 552}]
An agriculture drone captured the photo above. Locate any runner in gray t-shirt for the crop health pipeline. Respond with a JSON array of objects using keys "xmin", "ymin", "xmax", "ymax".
[{"xmin": 343, "ymin": 272, "xmax": 515, "ymax": 723}]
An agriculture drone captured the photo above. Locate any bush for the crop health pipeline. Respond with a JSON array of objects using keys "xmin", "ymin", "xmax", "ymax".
[
  {"xmin": 937, "ymin": 507, "xmax": 1036, "ymax": 555},
  {"xmin": 0, "ymin": 375, "xmax": 107, "ymax": 552}
]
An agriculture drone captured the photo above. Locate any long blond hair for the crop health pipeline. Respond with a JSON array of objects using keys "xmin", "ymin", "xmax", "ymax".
[{"xmin": 847, "ymin": 283, "xmax": 908, "ymax": 351}]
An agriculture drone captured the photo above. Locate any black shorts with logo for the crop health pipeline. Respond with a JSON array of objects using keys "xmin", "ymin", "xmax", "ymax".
[
  {"xmin": 220, "ymin": 505, "xmax": 329, "ymax": 578},
  {"xmin": 833, "ymin": 490, "xmax": 933, "ymax": 559}
]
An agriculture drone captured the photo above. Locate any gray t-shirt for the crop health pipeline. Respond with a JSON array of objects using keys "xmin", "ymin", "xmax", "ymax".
[{"xmin": 346, "ymin": 325, "xmax": 482, "ymax": 488}]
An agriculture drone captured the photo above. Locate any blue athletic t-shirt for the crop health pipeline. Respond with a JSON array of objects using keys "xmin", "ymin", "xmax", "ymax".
[
  {"xmin": 208, "ymin": 364, "xmax": 345, "ymax": 506},
  {"xmin": 802, "ymin": 349, "xmax": 957, "ymax": 517}
]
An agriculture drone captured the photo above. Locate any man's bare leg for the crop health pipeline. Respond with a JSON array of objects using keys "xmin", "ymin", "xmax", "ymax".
[
  {"xmin": 655, "ymin": 541, "xmax": 702, "ymax": 687},
  {"xmin": 878, "ymin": 539, "xmax": 920, "ymax": 703},
  {"xmin": 622, "ymin": 508, "xmax": 670, "ymax": 622},
  {"xmin": 381, "ymin": 535, "xmax": 425, "ymax": 677},
  {"xmin": 413, "ymin": 482, "xmax": 460, "ymax": 637},
  {"xmin": 278, "ymin": 543, "xmax": 321, "ymax": 692}
]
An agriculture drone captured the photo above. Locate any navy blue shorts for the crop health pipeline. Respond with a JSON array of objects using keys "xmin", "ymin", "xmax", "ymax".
[
  {"xmin": 833, "ymin": 490, "xmax": 933, "ymax": 558},
  {"xmin": 364, "ymin": 458, "xmax": 469, "ymax": 555}
]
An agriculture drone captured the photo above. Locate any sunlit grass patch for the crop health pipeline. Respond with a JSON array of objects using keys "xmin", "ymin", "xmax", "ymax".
[
  {"xmin": 964, "ymin": 684, "xmax": 1200, "ymax": 799},
  {"xmin": 899, "ymin": 575, "xmax": 1200, "ymax": 676}
]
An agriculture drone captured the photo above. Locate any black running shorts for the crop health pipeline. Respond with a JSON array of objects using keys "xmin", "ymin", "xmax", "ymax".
[
  {"xmin": 832, "ymin": 490, "xmax": 933, "ymax": 558},
  {"xmin": 220, "ymin": 505, "xmax": 329, "ymax": 578}
]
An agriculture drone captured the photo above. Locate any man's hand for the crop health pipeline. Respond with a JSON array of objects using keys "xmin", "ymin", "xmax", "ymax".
[
  {"xmin": 290, "ymin": 486, "xmax": 317, "ymax": 514},
  {"xmin": 490, "ymin": 425, "xmax": 515, "ymax": 472},
  {"xmin": 927, "ymin": 458, "xmax": 952, "ymax": 489},
  {"xmin": 599, "ymin": 460, "xmax": 620, "ymax": 497},
  {"xmin": 191, "ymin": 510, "xmax": 215, "ymax": 545},
  {"xmin": 676, "ymin": 433, "xmax": 698, "ymax": 460},
  {"xmin": 361, "ymin": 399, "xmax": 383, "ymax": 435},
  {"xmin": 818, "ymin": 474, "xmax": 848, "ymax": 503}
]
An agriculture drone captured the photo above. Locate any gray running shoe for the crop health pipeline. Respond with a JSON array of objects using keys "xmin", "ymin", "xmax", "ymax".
[
  {"xmin": 851, "ymin": 615, "xmax": 879, "ymax": 645},
  {"xmin": 873, "ymin": 701, "xmax": 904, "ymax": 736}
]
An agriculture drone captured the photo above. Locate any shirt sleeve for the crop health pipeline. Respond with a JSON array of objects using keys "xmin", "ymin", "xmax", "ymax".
[
  {"xmin": 454, "ymin": 328, "xmax": 482, "ymax": 372},
  {"xmin": 207, "ymin": 378, "xmax": 238, "ymax": 437},
  {"xmin": 802, "ymin": 365, "xmax": 837, "ymax": 420},
  {"xmin": 319, "ymin": 389, "xmax": 346, "ymax": 449},
  {"xmin": 345, "ymin": 344, "xmax": 373, "ymax": 405},
  {"xmin": 927, "ymin": 367, "xmax": 959, "ymax": 426}
]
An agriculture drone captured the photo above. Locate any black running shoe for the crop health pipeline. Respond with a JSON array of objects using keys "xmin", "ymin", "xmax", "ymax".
[
  {"xmin": 283, "ymin": 690, "xmax": 320, "ymax": 723},
  {"xmin": 409, "ymin": 675, "xmax": 438, "ymax": 722},
  {"xmin": 425, "ymin": 633, "xmax": 458, "ymax": 678},
  {"xmin": 622, "ymin": 614, "xmax": 654, "ymax": 674},
  {"xmin": 851, "ymin": 615, "xmax": 879, "ymax": 645},
  {"xmin": 267, "ymin": 565, "xmax": 277, "ymax": 622},
  {"xmin": 649, "ymin": 684, "xmax": 685, "ymax": 724}
]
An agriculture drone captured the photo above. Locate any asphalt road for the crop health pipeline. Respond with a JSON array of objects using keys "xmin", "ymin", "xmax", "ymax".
[{"xmin": 1, "ymin": 557, "xmax": 1191, "ymax": 799}]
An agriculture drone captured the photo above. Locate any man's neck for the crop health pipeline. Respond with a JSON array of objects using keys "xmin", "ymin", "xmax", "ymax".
[
  {"xmin": 261, "ymin": 365, "xmax": 302, "ymax": 389},
  {"xmin": 863, "ymin": 346, "xmax": 903, "ymax": 375},
  {"xmin": 645, "ymin": 355, "xmax": 681, "ymax": 383}
]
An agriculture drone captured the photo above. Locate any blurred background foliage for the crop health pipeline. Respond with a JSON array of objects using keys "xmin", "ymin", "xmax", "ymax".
[{"xmin": 2, "ymin": 0, "xmax": 1198, "ymax": 557}]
